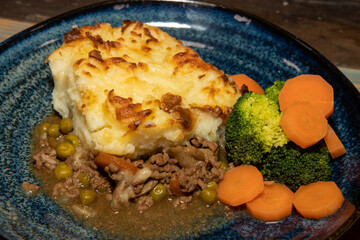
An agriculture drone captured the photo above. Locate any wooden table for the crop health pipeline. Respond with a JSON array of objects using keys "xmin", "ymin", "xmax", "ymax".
[{"xmin": 0, "ymin": 0, "xmax": 359, "ymax": 239}]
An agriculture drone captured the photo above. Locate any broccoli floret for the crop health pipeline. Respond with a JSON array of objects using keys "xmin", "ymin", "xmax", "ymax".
[
  {"xmin": 261, "ymin": 141, "xmax": 332, "ymax": 192},
  {"xmin": 225, "ymin": 91, "xmax": 289, "ymax": 165},
  {"xmin": 264, "ymin": 80, "xmax": 285, "ymax": 105},
  {"xmin": 225, "ymin": 80, "xmax": 332, "ymax": 192}
]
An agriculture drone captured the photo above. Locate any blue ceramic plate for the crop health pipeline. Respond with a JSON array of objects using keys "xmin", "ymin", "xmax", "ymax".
[{"xmin": 0, "ymin": 0, "xmax": 359, "ymax": 239}]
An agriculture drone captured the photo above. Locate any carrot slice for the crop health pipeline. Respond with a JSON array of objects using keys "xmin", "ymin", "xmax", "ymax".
[
  {"xmin": 280, "ymin": 101, "xmax": 328, "ymax": 149},
  {"xmin": 217, "ymin": 164, "xmax": 264, "ymax": 207},
  {"xmin": 231, "ymin": 74, "xmax": 264, "ymax": 94},
  {"xmin": 246, "ymin": 182, "xmax": 294, "ymax": 222},
  {"xmin": 278, "ymin": 74, "xmax": 334, "ymax": 118},
  {"xmin": 94, "ymin": 152, "xmax": 137, "ymax": 174},
  {"xmin": 293, "ymin": 181, "xmax": 344, "ymax": 219},
  {"xmin": 324, "ymin": 124, "xmax": 346, "ymax": 159},
  {"xmin": 264, "ymin": 180, "xmax": 275, "ymax": 185}
]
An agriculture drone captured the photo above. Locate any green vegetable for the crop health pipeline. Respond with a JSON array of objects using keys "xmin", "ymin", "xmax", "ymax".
[
  {"xmin": 225, "ymin": 81, "xmax": 332, "ymax": 192},
  {"xmin": 56, "ymin": 141, "xmax": 76, "ymax": 159},
  {"xmin": 59, "ymin": 118, "xmax": 73, "ymax": 134},
  {"xmin": 260, "ymin": 141, "xmax": 331, "ymax": 192},
  {"xmin": 261, "ymin": 142, "xmax": 332, "ymax": 192},
  {"xmin": 219, "ymin": 161, "xmax": 228, "ymax": 172},
  {"xmin": 206, "ymin": 181, "xmax": 218, "ymax": 190},
  {"xmin": 78, "ymin": 172, "xmax": 90, "ymax": 187},
  {"xmin": 79, "ymin": 189, "xmax": 97, "ymax": 206},
  {"xmin": 97, "ymin": 184, "xmax": 109, "ymax": 193},
  {"xmin": 47, "ymin": 124, "xmax": 61, "ymax": 138},
  {"xmin": 225, "ymin": 91, "xmax": 289, "ymax": 165},
  {"xmin": 200, "ymin": 188, "xmax": 217, "ymax": 204},
  {"xmin": 64, "ymin": 134, "xmax": 80, "ymax": 146},
  {"xmin": 37, "ymin": 122, "xmax": 51, "ymax": 135},
  {"xmin": 264, "ymin": 80, "xmax": 285, "ymax": 105},
  {"xmin": 48, "ymin": 137, "xmax": 58, "ymax": 149},
  {"xmin": 54, "ymin": 162, "xmax": 73, "ymax": 180},
  {"xmin": 150, "ymin": 183, "xmax": 167, "ymax": 202}
]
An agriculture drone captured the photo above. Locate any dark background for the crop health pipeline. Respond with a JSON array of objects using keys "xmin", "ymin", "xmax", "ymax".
[{"xmin": 0, "ymin": 0, "xmax": 359, "ymax": 239}]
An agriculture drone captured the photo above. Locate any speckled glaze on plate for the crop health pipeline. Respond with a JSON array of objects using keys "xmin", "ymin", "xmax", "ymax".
[{"xmin": 0, "ymin": 0, "xmax": 359, "ymax": 239}]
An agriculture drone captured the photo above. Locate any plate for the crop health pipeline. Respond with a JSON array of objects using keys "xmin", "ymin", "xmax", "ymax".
[{"xmin": 0, "ymin": 0, "xmax": 359, "ymax": 239}]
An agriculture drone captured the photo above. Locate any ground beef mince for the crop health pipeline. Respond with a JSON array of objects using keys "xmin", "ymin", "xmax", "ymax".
[
  {"xmin": 66, "ymin": 149, "xmax": 110, "ymax": 192},
  {"xmin": 33, "ymin": 145, "xmax": 58, "ymax": 171},
  {"xmin": 172, "ymin": 195, "xmax": 193, "ymax": 209},
  {"xmin": 191, "ymin": 137, "xmax": 219, "ymax": 152},
  {"xmin": 135, "ymin": 137, "xmax": 226, "ymax": 209},
  {"xmin": 51, "ymin": 148, "xmax": 111, "ymax": 199},
  {"xmin": 31, "ymin": 117, "xmax": 227, "ymax": 212},
  {"xmin": 148, "ymin": 153, "xmax": 180, "ymax": 182},
  {"xmin": 167, "ymin": 138, "xmax": 224, "ymax": 194},
  {"xmin": 21, "ymin": 182, "xmax": 40, "ymax": 196},
  {"xmin": 136, "ymin": 195, "xmax": 154, "ymax": 211},
  {"xmin": 104, "ymin": 165, "xmax": 153, "ymax": 209},
  {"xmin": 53, "ymin": 180, "xmax": 80, "ymax": 198}
]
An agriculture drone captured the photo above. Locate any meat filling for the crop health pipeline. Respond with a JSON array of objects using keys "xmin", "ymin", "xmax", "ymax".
[{"xmin": 32, "ymin": 122, "xmax": 226, "ymax": 212}]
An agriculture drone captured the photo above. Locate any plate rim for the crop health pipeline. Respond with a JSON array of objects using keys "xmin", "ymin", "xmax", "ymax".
[{"xmin": 0, "ymin": 0, "xmax": 359, "ymax": 239}]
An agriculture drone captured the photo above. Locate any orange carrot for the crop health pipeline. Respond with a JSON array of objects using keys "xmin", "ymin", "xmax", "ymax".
[
  {"xmin": 264, "ymin": 180, "xmax": 275, "ymax": 185},
  {"xmin": 232, "ymin": 74, "xmax": 264, "ymax": 94},
  {"xmin": 293, "ymin": 181, "xmax": 344, "ymax": 219},
  {"xmin": 94, "ymin": 152, "xmax": 137, "ymax": 174},
  {"xmin": 280, "ymin": 101, "xmax": 328, "ymax": 149},
  {"xmin": 169, "ymin": 175, "xmax": 183, "ymax": 196},
  {"xmin": 324, "ymin": 124, "xmax": 346, "ymax": 159},
  {"xmin": 278, "ymin": 74, "xmax": 334, "ymax": 118},
  {"xmin": 246, "ymin": 182, "xmax": 294, "ymax": 222},
  {"xmin": 217, "ymin": 164, "xmax": 264, "ymax": 207}
]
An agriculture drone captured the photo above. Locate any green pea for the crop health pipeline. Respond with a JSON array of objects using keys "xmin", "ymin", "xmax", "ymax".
[
  {"xmin": 206, "ymin": 181, "xmax": 218, "ymax": 190},
  {"xmin": 150, "ymin": 183, "xmax": 167, "ymax": 202},
  {"xmin": 48, "ymin": 137, "xmax": 58, "ymax": 149},
  {"xmin": 54, "ymin": 162, "xmax": 73, "ymax": 180},
  {"xmin": 64, "ymin": 134, "xmax": 80, "ymax": 146},
  {"xmin": 78, "ymin": 172, "xmax": 90, "ymax": 187},
  {"xmin": 219, "ymin": 161, "xmax": 228, "ymax": 172},
  {"xmin": 79, "ymin": 189, "xmax": 97, "ymax": 206},
  {"xmin": 48, "ymin": 124, "xmax": 61, "ymax": 138},
  {"xmin": 200, "ymin": 188, "xmax": 217, "ymax": 204},
  {"xmin": 97, "ymin": 184, "xmax": 109, "ymax": 193},
  {"xmin": 59, "ymin": 118, "xmax": 73, "ymax": 134},
  {"xmin": 56, "ymin": 141, "xmax": 76, "ymax": 159},
  {"xmin": 37, "ymin": 122, "xmax": 51, "ymax": 135}
]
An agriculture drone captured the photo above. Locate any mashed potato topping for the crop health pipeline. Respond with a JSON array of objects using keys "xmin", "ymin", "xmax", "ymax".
[{"xmin": 47, "ymin": 20, "xmax": 241, "ymax": 158}]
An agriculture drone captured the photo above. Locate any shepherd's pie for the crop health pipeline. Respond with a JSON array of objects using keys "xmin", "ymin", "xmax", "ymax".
[{"xmin": 47, "ymin": 20, "xmax": 241, "ymax": 158}]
